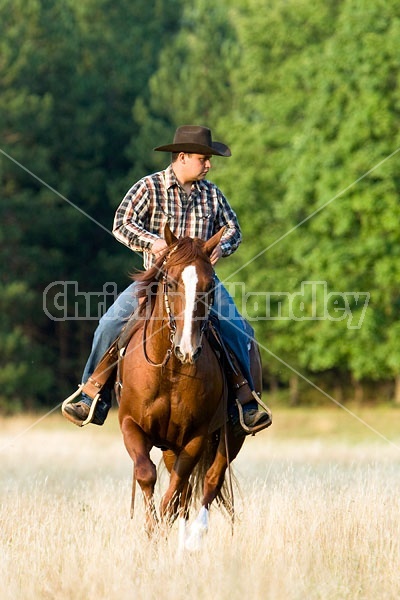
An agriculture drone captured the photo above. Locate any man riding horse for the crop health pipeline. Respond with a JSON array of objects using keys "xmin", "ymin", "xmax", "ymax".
[{"xmin": 62, "ymin": 125, "xmax": 272, "ymax": 435}]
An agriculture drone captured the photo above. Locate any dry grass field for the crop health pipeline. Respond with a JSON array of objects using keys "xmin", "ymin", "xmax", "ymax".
[{"xmin": 1, "ymin": 404, "xmax": 400, "ymax": 600}]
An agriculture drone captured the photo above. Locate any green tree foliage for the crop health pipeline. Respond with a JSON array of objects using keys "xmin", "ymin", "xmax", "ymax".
[
  {"xmin": 0, "ymin": 0, "xmax": 182, "ymax": 409},
  {"xmin": 2, "ymin": 0, "xmax": 400, "ymax": 410},
  {"xmin": 215, "ymin": 0, "xmax": 343, "ymax": 387},
  {"xmin": 128, "ymin": 0, "xmax": 239, "ymax": 178},
  {"xmin": 134, "ymin": 0, "xmax": 400, "ymax": 400},
  {"xmin": 275, "ymin": 0, "xmax": 400, "ymax": 389}
]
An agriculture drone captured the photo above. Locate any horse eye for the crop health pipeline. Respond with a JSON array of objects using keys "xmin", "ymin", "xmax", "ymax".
[{"xmin": 197, "ymin": 288, "xmax": 212, "ymax": 303}]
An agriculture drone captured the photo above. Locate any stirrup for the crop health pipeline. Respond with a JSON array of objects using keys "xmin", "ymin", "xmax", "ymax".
[
  {"xmin": 61, "ymin": 384, "xmax": 101, "ymax": 427},
  {"xmin": 235, "ymin": 391, "xmax": 272, "ymax": 436}
]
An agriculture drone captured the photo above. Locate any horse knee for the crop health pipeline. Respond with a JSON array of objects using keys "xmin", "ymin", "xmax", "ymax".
[
  {"xmin": 135, "ymin": 458, "xmax": 157, "ymax": 491},
  {"xmin": 205, "ymin": 468, "xmax": 225, "ymax": 490},
  {"xmin": 203, "ymin": 460, "xmax": 227, "ymax": 505}
]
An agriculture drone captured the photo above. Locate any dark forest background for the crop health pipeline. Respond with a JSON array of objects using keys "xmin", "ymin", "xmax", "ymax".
[{"xmin": 1, "ymin": 0, "xmax": 400, "ymax": 412}]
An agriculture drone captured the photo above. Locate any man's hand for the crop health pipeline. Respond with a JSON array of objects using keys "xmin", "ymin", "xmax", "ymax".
[
  {"xmin": 152, "ymin": 238, "xmax": 168, "ymax": 258},
  {"xmin": 210, "ymin": 244, "xmax": 223, "ymax": 266}
]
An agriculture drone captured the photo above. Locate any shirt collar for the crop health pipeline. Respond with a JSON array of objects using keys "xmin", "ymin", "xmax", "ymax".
[{"xmin": 164, "ymin": 164, "xmax": 178, "ymax": 189}]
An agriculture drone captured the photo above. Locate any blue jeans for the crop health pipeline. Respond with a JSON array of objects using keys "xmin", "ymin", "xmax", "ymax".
[{"xmin": 81, "ymin": 276, "xmax": 255, "ymax": 404}]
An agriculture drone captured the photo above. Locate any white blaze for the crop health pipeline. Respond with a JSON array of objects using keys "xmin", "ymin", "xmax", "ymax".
[{"xmin": 180, "ymin": 265, "xmax": 198, "ymax": 356}]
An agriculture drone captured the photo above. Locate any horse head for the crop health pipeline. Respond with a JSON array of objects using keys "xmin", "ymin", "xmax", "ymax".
[{"xmin": 162, "ymin": 224, "xmax": 225, "ymax": 364}]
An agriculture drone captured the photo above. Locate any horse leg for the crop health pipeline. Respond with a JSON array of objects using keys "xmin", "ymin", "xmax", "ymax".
[
  {"xmin": 160, "ymin": 436, "xmax": 204, "ymax": 520},
  {"xmin": 163, "ymin": 450, "xmax": 197, "ymax": 557},
  {"xmin": 161, "ymin": 450, "xmax": 180, "ymax": 522},
  {"xmin": 162, "ymin": 449, "xmax": 193, "ymax": 523},
  {"xmin": 163, "ymin": 449, "xmax": 192, "ymax": 555},
  {"xmin": 160, "ymin": 437, "xmax": 205, "ymax": 552},
  {"xmin": 183, "ymin": 439, "xmax": 229, "ymax": 552},
  {"xmin": 196, "ymin": 427, "xmax": 245, "ymax": 524},
  {"xmin": 120, "ymin": 416, "xmax": 158, "ymax": 535}
]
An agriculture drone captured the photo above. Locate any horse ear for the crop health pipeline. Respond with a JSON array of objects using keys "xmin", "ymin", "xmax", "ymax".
[
  {"xmin": 203, "ymin": 227, "xmax": 226, "ymax": 257},
  {"xmin": 164, "ymin": 223, "xmax": 178, "ymax": 247}
]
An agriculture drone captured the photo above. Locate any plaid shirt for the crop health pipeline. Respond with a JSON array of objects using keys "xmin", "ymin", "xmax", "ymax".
[{"xmin": 113, "ymin": 164, "xmax": 242, "ymax": 269}]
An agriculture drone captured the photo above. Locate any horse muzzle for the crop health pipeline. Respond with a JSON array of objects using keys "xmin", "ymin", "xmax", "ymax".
[{"xmin": 174, "ymin": 345, "xmax": 202, "ymax": 364}]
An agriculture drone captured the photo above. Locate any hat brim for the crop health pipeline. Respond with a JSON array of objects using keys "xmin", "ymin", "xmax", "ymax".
[{"xmin": 154, "ymin": 141, "xmax": 231, "ymax": 157}]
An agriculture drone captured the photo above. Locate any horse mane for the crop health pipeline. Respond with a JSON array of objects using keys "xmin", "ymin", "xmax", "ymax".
[{"xmin": 132, "ymin": 236, "xmax": 211, "ymax": 311}]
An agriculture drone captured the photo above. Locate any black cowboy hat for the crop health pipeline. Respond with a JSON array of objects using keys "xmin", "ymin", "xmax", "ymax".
[{"xmin": 154, "ymin": 125, "xmax": 231, "ymax": 157}]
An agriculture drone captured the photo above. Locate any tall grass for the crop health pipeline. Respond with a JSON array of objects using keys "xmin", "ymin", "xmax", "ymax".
[{"xmin": 1, "ymin": 407, "xmax": 400, "ymax": 599}]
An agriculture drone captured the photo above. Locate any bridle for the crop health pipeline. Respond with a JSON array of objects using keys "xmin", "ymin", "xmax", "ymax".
[{"xmin": 143, "ymin": 251, "xmax": 215, "ymax": 368}]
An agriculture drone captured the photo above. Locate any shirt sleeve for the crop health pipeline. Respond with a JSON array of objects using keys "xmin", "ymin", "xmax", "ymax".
[
  {"xmin": 215, "ymin": 188, "xmax": 242, "ymax": 257},
  {"xmin": 112, "ymin": 179, "xmax": 160, "ymax": 252}
]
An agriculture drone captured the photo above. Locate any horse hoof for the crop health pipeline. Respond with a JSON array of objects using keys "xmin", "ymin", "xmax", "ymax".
[
  {"xmin": 184, "ymin": 525, "xmax": 208, "ymax": 552},
  {"xmin": 183, "ymin": 506, "xmax": 209, "ymax": 552}
]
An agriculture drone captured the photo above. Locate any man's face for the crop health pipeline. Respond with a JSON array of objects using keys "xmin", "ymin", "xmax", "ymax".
[{"xmin": 183, "ymin": 153, "xmax": 212, "ymax": 181}]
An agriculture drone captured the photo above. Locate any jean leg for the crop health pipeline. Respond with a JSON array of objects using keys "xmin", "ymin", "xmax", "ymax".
[
  {"xmin": 211, "ymin": 277, "xmax": 255, "ymax": 388},
  {"xmin": 81, "ymin": 282, "xmax": 139, "ymax": 399}
]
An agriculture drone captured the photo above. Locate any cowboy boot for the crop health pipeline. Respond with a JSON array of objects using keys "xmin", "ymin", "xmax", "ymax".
[
  {"xmin": 62, "ymin": 391, "xmax": 112, "ymax": 427},
  {"xmin": 62, "ymin": 340, "xmax": 119, "ymax": 427},
  {"xmin": 228, "ymin": 359, "xmax": 272, "ymax": 436},
  {"xmin": 62, "ymin": 309, "xmax": 141, "ymax": 426}
]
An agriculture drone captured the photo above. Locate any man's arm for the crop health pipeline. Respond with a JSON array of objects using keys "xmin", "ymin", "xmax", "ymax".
[
  {"xmin": 113, "ymin": 179, "xmax": 161, "ymax": 252},
  {"xmin": 215, "ymin": 188, "xmax": 242, "ymax": 257}
]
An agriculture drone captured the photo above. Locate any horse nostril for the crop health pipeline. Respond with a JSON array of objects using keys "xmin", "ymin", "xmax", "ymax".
[
  {"xmin": 192, "ymin": 347, "xmax": 202, "ymax": 361},
  {"xmin": 174, "ymin": 346, "xmax": 183, "ymax": 360},
  {"xmin": 174, "ymin": 345, "xmax": 202, "ymax": 364}
]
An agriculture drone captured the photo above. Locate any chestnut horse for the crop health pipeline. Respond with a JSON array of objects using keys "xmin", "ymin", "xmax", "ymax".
[{"xmin": 118, "ymin": 225, "xmax": 262, "ymax": 551}]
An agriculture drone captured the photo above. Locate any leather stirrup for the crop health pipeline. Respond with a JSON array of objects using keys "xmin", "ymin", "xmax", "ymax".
[{"xmin": 80, "ymin": 339, "xmax": 120, "ymax": 398}]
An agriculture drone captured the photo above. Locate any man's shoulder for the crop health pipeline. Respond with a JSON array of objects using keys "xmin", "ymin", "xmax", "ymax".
[
  {"xmin": 198, "ymin": 178, "xmax": 224, "ymax": 196},
  {"xmin": 198, "ymin": 177, "xmax": 219, "ymax": 190},
  {"xmin": 140, "ymin": 169, "xmax": 165, "ymax": 186},
  {"xmin": 126, "ymin": 169, "xmax": 166, "ymax": 195}
]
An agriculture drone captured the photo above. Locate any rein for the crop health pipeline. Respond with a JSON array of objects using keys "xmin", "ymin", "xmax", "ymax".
[{"xmin": 142, "ymin": 274, "xmax": 176, "ymax": 368}]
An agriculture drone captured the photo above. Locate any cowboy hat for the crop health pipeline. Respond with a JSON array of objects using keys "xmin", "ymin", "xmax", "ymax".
[{"xmin": 154, "ymin": 125, "xmax": 231, "ymax": 157}]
